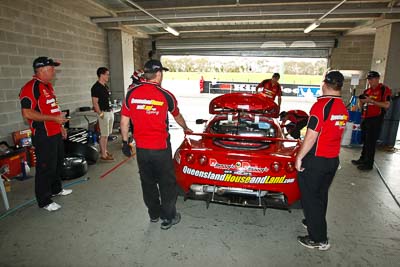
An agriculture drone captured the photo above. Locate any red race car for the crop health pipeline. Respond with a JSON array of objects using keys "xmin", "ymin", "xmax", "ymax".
[{"xmin": 174, "ymin": 93, "xmax": 301, "ymax": 212}]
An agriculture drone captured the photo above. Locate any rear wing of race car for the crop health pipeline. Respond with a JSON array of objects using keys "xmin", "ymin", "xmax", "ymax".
[{"xmin": 184, "ymin": 132, "xmax": 300, "ymax": 143}]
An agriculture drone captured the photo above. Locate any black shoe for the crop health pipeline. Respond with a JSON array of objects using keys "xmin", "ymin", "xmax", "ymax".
[
  {"xmin": 160, "ymin": 212, "xmax": 181, "ymax": 230},
  {"xmin": 357, "ymin": 164, "xmax": 373, "ymax": 171},
  {"xmin": 297, "ymin": 235, "xmax": 330, "ymax": 251},
  {"xmin": 351, "ymin": 159, "xmax": 364, "ymax": 165},
  {"xmin": 150, "ymin": 217, "xmax": 159, "ymax": 223},
  {"xmin": 302, "ymin": 219, "xmax": 307, "ymax": 229}
]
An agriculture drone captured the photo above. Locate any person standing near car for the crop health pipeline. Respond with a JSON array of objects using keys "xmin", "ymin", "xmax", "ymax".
[
  {"xmin": 295, "ymin": 71, "xmax": 348, "ymax": 250},
  {"xmin": 19, "ymin": 56, "xmax": 72, "ymax": 212},
  {"xmin": 279, "ymin": 110, "xmax": 309, "ymax": 139},
  {"xmin": 255, "ymin": 72, "xmax": 282, "ymax": 108},
  {"xmin": 120, "ymin": 59, "xmax": 192, "ymax": 230},
  {"xmin": 351, "ymin": 71, "xmax": 391, "ymax": 171},
  {"xmin": 91, "ymin": 67, "xmax": 114, "ymax": 161}
]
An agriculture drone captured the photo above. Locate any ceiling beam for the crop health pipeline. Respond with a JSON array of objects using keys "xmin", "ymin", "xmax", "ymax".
[{"xmin": 92, "ymin": 7, "xmax": 400, "ymax": 24}]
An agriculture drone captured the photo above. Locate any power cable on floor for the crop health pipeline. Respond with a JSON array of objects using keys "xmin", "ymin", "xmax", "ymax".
[
  {"xmin": 0, "ymin": 177, "xmax": 90, "ymax": 220},
  {"xmin": 374, "ymin": 163, "xmax": 400, "ymax": 208}
]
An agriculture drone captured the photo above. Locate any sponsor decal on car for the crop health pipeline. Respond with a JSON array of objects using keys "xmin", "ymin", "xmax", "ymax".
[
  {"xmin": 209, "ymin": 158, "xmax": 269, "ymax": 173},
  {"xmin": 182, "ymin": 166, "xmax": 295, "ymax": 184}
]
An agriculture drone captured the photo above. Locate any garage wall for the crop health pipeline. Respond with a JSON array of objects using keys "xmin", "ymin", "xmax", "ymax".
[
  {"xmin": 330, "ymin": 35, "xmax": 375, "ymax": 101},
  {"xmin": 133, "ymin": 38, "xmax": 147, "ymax": 71},
  {"xmin": 0, "ymin": 0, "xmax": 108, "ymax": 143}
]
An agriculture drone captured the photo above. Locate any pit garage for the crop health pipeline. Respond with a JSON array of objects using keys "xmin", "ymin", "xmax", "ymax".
[{"xmin": 1, "ymin": 1, "xmax": 400, "ymax": 266}]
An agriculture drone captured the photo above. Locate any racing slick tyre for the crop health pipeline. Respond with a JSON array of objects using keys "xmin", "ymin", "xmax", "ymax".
[
  {"xmin": 64, "ymin": 141, "xmax": 99, "ymax": 165},
  {"xmin": 61, "ymin": 156, "xmax": 88, "ymax": 180},
  {"xmin": 289, "ymin": 200, "xmax": 302, "ymax": 209}
]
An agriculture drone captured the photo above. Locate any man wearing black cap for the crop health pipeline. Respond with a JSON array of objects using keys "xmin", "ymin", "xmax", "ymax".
[
  {"xmin": 255, "ymin": 73, "xmax": 282, "ymax": 107},
  {"xmin": 120, "ymin": 59, "xmax": 192, "ymax": 230},
  {"xmin": 19, "ymin": 56, "xmax": 72, "ymax": 212},
  {"xmin": 351, "ymin": 71, "xmax": 392, "ymax": 171},
  {"xmin": 295, "ymin": 71, "xmax": 348, "ymax": 250},
  {"xmin": 351, "ymin": 71, "xmax": 391, "ymax": 171}
]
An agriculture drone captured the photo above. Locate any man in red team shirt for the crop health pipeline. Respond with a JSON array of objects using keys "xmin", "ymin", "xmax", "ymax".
[
  {"xmin": 351, "ymin": 71, "xmax": 391, "ymax": 171},
  {"xmin": 295, "ymin": 71, "xmax": 348, "ymax": 250},
  {"xmin": 255, "ymin": 72, "xmax": 282, "ymax": 107},
  {"xmin": 279, "ymin": 110, "xmax": 309, "ymax": 139},
  {"xmin": 120, "ymin": 59, "xmax": 192, "ymax": 230},
  {"xmin": 19, "ymin": 57, "xmax": 72, "ymax": 212}
]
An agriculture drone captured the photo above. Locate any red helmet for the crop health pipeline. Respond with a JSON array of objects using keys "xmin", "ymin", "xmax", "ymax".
[{"xmin": 131, "ymin": 69, "xmax": 144, "ymax": 80}]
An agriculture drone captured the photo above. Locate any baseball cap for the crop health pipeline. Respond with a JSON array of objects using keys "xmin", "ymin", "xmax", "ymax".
[
  {"xmin": 323, "ymin": 70, "xmax": 344, "ymax": 87},
  {"xmin": 33, "ymin": 56, "xmax": 60, "ymax": 69},
  {"xmin": 143, "ymin": 59, "xmax": 169, "ymax": 73},
  {"xmin": 366, "ymin": 71, "xmax": 380, "ymax": 79}
]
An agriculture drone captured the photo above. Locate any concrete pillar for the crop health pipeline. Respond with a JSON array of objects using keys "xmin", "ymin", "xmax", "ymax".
[
  {"xmin": 107, "ymin": 30, "xmax": 134, "ymax": 101},
  {"xmin": 371, "ymin": 22, "xmax": 400, "ymax": 91}
]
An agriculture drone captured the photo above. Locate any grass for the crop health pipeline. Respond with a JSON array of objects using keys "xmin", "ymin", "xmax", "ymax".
[{"xmin": 164, "ymin": 72, "xmax": 323, "ymax": 85}]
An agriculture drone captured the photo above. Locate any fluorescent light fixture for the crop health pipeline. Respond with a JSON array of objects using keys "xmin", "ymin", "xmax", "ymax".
[
  {"xmin": 163, "ymin": 25, "xmax": 180, "ymax": 36},
  {"xmin": 125, "ymin": 1, "xmax": 180, "ymax": 36},
  {"xmin": 304, "ymin": 21, "xmax": 320, "ymax": 33},
  {"xmin": 303, "ymin": 0, "xmax": 347, "ymax": 34}
]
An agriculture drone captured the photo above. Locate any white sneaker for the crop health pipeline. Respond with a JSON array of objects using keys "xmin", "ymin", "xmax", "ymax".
[
  {"xmin": 53, "ymin": 189, "xmax": 72, "ymax": 196},
  {"xmin": 43, "ymin": 202, "xmax": 61, "ymax": 212}
]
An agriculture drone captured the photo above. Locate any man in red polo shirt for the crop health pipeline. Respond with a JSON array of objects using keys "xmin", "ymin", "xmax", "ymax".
[
  {"xmin": 295, "ymin": 71, "xmax": 348, "ymax": 250},
  {"xmin": 19, "ymin": 56, "xmax": 72, "ymax": 212},
  {"xmin": 279, "ymin": 109, "xmax": 309, "ymax": 139},
  {"xmin": 120, "ymin": 59, "xmax": 192, "ymax": 230},
  {"xmin": 351, "ymin": 71, "xmax": 391, "ymax": 171},
  {"xmin": 255, "ymin": 73, "xmax": 282, "ymax": 107}
]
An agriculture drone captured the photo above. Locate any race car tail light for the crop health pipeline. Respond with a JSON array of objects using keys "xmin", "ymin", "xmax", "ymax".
[
  {"xmin": 271, "ymin": 161, "xmax": 281, "ymax": 172},
  {"xmin": 286, "ymin": 161, "xmax": 296, "ymax": 173},
  {"xmin": 198, "ymin": 155, "xmax": 208, "ymax": 166},
  {"xmin": 185, "ymin": 153, "xmax": 195, "ymax": 164}
]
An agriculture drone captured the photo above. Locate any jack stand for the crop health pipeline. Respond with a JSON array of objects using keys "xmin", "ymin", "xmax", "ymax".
[
  {"xmin": 206, "ymin": 194, "xmax": 212, "ymax": 209},
  {"xmin": 262, "ymin": 199, "xmax": 267, "ymax": 216}
]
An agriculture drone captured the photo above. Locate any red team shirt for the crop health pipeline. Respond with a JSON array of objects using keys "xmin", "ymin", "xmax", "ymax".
[
  {"xmin": 19, "ymin": 77, "xmax": 62, "ymax": 136},
  {"xmin": 256, "ymin": 79, "xmax": 282, "ymax": 100},
  {"xmin": 307, "ymin": 96, "xmax": 349, "ymax": 158},
  {"xmin": 362, "ymin": 83, "xmax": 391, "ymax": 118},
  {"xmin": 121, "ymin": 81, "xmax": 180, "ymax": 149}
]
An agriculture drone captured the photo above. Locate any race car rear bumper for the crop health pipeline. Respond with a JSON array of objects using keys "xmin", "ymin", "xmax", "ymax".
[{"xmin": 187, "ymin": 184, "xmax": 288, "ymax": 211}]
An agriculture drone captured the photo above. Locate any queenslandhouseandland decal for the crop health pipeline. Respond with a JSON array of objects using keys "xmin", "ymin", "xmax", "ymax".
[{"xmin": 182, "ymin": 165, "xmax": 295, "ymax": 184}]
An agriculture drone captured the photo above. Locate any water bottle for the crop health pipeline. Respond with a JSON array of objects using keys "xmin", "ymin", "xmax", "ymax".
[
  {"xmin": 92, "ymin": 132, "xmax": 98, "ymax": 145},
  {"xmin": 87, "ymin": 131, "xmax": 93, "ymax": 144}
]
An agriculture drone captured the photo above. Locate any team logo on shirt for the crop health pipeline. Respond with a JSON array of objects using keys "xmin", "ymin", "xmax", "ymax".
[
  {"xmin": 132, "ymin": 98, "xmax": 164, "ymax": 114},
  {"xmin": 331, "ymin": 114, "xmax": 348, "ymax": 126}
]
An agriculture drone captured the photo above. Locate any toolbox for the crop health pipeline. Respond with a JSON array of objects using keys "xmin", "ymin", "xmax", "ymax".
[{"xmin": 0, "ymin": 147, "xmax": 27, "ymax": 179}]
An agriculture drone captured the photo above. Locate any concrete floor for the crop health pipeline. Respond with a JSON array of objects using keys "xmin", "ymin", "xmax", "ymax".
[
  {"xmin": 1, "ymin": 93, "xmax": 400, "ymax": 266},
  {"xmin": 1, "ymin": 137, "xmax": 399, "ymax": 267}
]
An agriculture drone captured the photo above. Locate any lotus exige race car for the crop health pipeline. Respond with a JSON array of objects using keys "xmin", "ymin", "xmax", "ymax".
[{"xmin": 174, "ymin": 93, "xmax": 301, "ymax": 212}]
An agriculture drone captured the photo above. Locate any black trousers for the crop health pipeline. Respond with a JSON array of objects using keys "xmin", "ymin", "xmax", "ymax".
[
  {"xmin": 32, "ymin": 131, "xmax": 64, "ymax": 207},
  {"xmin": 136, "ymin": 144, "xmax": 177, "ymax": 221},
  {"xmin": 360, "ymin": 116, "xmax": 383, "ymax": 167},
  {"xmin": 298, "ymin": 154, "xmax": 339, "ymax": 242}
]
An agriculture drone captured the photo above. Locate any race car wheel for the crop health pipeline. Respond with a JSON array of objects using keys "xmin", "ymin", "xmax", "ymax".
[
  {"xmin": 61, "ymin": 157, "xmax": 88, "ymax": 180},
  {"xmin": 64, "ymin": 141, "xmax": 99, "ymax": 165}
]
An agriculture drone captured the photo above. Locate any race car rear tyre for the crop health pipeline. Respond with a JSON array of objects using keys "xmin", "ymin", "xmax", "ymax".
[
  {"xmin": 64, "ymin": 141, "xmax": 99, "ymax": 165},
  {"xmin": 61, "ymin": 157, "xmax": 88, "ymax": 180}
]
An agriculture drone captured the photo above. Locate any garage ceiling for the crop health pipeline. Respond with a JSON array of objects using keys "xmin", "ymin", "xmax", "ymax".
[{"xmin": 59, "ymin": 0, "xmax": 400, "ymax": 57}]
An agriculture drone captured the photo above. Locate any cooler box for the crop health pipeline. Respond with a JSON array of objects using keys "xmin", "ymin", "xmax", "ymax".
[{"xmin": 348, "ymin": 110, "xmax": 362, "ymax": 145}]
